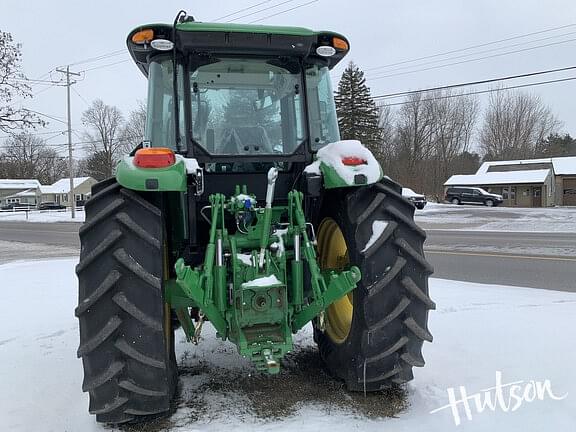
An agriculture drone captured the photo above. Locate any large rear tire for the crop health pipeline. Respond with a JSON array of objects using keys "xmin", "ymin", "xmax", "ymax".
[
  {"xmin": 314, "ymin": 179, "xmax": 435, "ymax": 391},
  {"xmin": 76, "ymin": 179, "xmax": 177, "ymax": 424}
]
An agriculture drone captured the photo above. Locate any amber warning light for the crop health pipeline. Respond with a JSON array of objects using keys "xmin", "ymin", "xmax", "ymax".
[
  {"xmin": 133, "ymin": 148, "xmax": 176, "ymax": 168},
  {"xmin": 131, "ymin": 29, "xmax": 154, "ymax": 44},
  {"xmin": 341, "ymin": 156, "xmax": 367, "ymax": 166}
]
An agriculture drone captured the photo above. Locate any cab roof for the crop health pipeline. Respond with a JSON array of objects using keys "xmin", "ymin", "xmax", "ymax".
[{"xmin": 127, "ymin": 21, "xmax": 350, "ymax": 77}]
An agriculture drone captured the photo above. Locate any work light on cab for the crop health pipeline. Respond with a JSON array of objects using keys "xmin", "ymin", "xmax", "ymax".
[{"xmin": 133, "ymin": 147, "xmax": 176, "ymax": 168}]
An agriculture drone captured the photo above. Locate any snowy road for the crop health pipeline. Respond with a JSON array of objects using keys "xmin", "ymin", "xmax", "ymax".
[
  {"xmin": 416, "ymin": 203, "xmax": 576, "ymax": 232},
  {"xmin": 427, "ymin": 250, "xmax": 576, "ymax": 292},
  {"xmin": 1, "ymin": 221, "xmax": 575, "ymax": 290},
  {"xmin": 3, "ymin": 221, "xmax": 576, "ymax": 257},
  {"xmin": 0, "ymin": 221, "xmax": 79, "ymax": 247},
  {"xmin": 426, "ymin": 229, "xmax": 576, "ymax": 257},
  {"xmin": 1, "ymin": 258, "xmax": 575, "ymax": 432}
]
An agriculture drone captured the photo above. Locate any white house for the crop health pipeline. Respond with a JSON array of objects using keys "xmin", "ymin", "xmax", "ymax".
[
  {"xmin": 40, "ymin": 177, "xmax": 98, "ymax": 207},
  {"xmin": 0, "ymin": 179, "xmax": 42, "ymax": 206}
]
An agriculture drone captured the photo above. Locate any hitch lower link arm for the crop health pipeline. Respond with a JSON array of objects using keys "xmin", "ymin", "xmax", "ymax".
[{"xmin": 288, "ymin": 191, "xmax": 361, "ymax": 331}]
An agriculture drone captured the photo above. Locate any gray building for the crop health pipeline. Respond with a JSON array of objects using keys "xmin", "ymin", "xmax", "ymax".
[{"xmin": 444, "ymin": 156, "xmax": 576, "ymax": 207}]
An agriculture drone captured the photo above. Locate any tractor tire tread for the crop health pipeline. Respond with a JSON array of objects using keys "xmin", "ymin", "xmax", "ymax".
[
  {"xmin": 112, "ymin": 292, "xmax": 163, "ymax": 331},
  {"xmin": 75, "ymin": 271, "xmax": 121, "ymax": 317},
  {"xmin": 314, "ymin": 179, "xmax": 434, "ymax": 392},
  {"xmin": 76, "ymin": 180, "xmax": 176, "ymax": 424}
]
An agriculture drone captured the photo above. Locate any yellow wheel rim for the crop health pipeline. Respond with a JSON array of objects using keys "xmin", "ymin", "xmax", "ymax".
[{"xmin": 317, "ymin": 218, "xmax": 353, "ymax": 344}]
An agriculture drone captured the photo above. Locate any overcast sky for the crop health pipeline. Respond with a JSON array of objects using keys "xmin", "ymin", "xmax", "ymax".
[{"xmin": 3, "ymin": 0, "xmax": 576, "ymax": 156}]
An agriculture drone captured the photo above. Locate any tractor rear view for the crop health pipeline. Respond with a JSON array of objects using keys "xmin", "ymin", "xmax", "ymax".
[{"xmin": 75, "ymin": 12, "xmax": 434, "ymax": 424}]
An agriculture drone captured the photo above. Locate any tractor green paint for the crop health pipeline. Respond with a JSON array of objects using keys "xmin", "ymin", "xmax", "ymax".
[
  {"xmin": 116, "ymin": 156, "xmax": 187, "ymax": 192},
  {"xmin": 123, "ymin": 16, "xmax": 368, "ymax": 373},
  {"xmin": 168, "ymin": 184, "xmax": 360, "ymax": 372}
]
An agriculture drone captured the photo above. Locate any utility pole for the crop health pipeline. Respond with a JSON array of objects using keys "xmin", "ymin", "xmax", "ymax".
[{"xmin": 56, "ymin": 66, "xmax": 81, "ymax": 219}]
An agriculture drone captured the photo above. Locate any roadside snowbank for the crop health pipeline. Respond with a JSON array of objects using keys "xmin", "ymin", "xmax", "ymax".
[
  {"xmin": 1, "ymin": 258, "xmax": 574, "ymax": 431},
  {"xmin": 416, "ymin": 203, "xmax": 576, "ymax": 232},
  {"xmin": 0, "ymin": 209, "xmax": 85, "ymax": 223}
]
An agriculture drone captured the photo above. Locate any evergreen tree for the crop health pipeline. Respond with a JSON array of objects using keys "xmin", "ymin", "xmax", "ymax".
[
  {"xmin": 536, "ymin": 133, "xmax": 576, "ymax": 157},
  {"xmin": 335, "ymin": 62, "xmax": 382, "ymax": 156}
]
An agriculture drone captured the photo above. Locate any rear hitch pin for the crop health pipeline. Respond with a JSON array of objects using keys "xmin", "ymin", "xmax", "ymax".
[
  {"xmin": 192, "ymin": 310, "xmax": 205, "ymax": 345},
  {"xmin": 262, "ymin": 348, "xmax": 278, "ymax": 369}
]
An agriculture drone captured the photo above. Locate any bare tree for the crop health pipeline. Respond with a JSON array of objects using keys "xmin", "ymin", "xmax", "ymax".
[
  {"xmin": 81, "ymin": 99, "xmax": 125, "ymax": 178},
  {"xmin": 76, "ymin": 151, "xmax": 111, "ymax": 181},
  {"xmin": 0, "ymin": 30, "xmax": 44, "ymax": 133},
  {"xmin": 427, "ymin": 91, "xmax": 479, "ymax": 194},
  {"xmin": 119, "ymin": 101, "xmax": 146, "ymax": 154},
  {"xmin": 373, "ymin": 104, "xmax": 393, "ymax": 163},
  {"xmin": 381, "ymin": 90, "xmax": 479, "ymax": 195},
  {"xmin": 0, "ymin": 133, "xmax": 66, "ymax": 183},
  {"xmin": 479, "ymin": 90, "xmax": 561, "ymax": 160},
  {"xmin": 390, "ymin": 93, "xmax": 436, "ymax": 191}
]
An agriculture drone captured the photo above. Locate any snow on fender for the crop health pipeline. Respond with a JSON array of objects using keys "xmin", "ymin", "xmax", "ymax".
[{"xmin": 304, "ymin": 140, "xmax": 382, "ymax": 187}]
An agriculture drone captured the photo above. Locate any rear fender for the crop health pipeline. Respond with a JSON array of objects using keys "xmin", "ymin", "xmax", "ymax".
[
  {"xmin": 304, "ymin": 140, "xmax": 383, "ymax": 189},
  {"xmin": 116, "ymin": 155, "xmax": 188, "ymax": 192}
]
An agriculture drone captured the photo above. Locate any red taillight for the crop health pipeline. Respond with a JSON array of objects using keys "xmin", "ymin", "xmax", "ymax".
[
  {"xmin": 341, "ymin": 156, "xmax": 367, "ymax": 166},
  {"xmin": 133, "ymin": 147, "xmax": 176, "ymax": 168}
]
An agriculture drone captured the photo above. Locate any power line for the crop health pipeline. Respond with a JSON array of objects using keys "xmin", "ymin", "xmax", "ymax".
[
  {"xmin": 227, "ymin": 0, "xmax": 300, "ymax": 22},
  {"xmin": 372, "ymin": 65, "xmax": 576, "ymax": 99},
  {"xmin": 31, "ymin": 1, "xmax": 295, "ymax": 76},
  {"xmin": 67, "ymin": 50, "xmax": 126, "ymax": 67},
  {"xmin": 368, "ymin": 37, "xmax": 576, "ymax": 81},
  {"xmin": 78, "ymin": 59, "xmax": 131, "ymax": 73},
  {"xmin": 5, "ymin": 80, "xmax": 64, "ymax": 107},
  {"xmin": 365, "ymin": 22, "xmax": 576, "ymax": 72},
  {"xmin": 214, "ymin": 0, "xmax": 274, "ymax": 21},
  {"xmin": 21, "ymin": 1, "xmax": 316, "ymax": 81},
  {"xmin": 7, "ymin": 78, "xmax": 65, "ymax": 86},
  {"xmin": 0, "ymin": 136, "xmax": 141, "ymax": 149},
  {"xmin": 71, "ymin": 86, "xmax": 91, "ymax": 106},
  {"xmin": 368, "ymin": 30, "xmax": 576, "ymax": 77},
  {"xmin": 249, "ymin": 0, "xmax": 319, "ymax": 23},
  {"xmin": 23, "ymin": 109, "xmax": 67, "ymax": 124},
  {"xmin": 43, "ymin": 131, "xmax": 68, "ymax": 142},
  {"xmin": 377, "ymin": 76, "xmax": 576, "ymax": 107},
  {"xmin": 0, "ymin": 129, "xmax": 68, "ymax": 140}
]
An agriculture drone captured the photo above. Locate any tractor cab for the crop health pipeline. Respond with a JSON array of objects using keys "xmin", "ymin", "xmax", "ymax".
[{"xmin": 127, "ymin": 20, "xmax": 347, "ymax": 178}]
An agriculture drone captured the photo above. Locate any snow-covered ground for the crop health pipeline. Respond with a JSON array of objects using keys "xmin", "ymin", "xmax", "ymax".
[
  {"xmin": 1, "ymin": 258, "xmax": 575, "ymax": 432},
  {"xmin": 0, "ymin": 209, "xmax": 85, "ymax": 223},
  {"xmin": 416, "ymin": 203, "xmax": 576, "ymax": 232}
]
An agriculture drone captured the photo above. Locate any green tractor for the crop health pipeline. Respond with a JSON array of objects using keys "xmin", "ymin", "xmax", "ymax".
[{"xmin": 75, "ymin": 12, "xmax": 434, "ymax": 424}]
